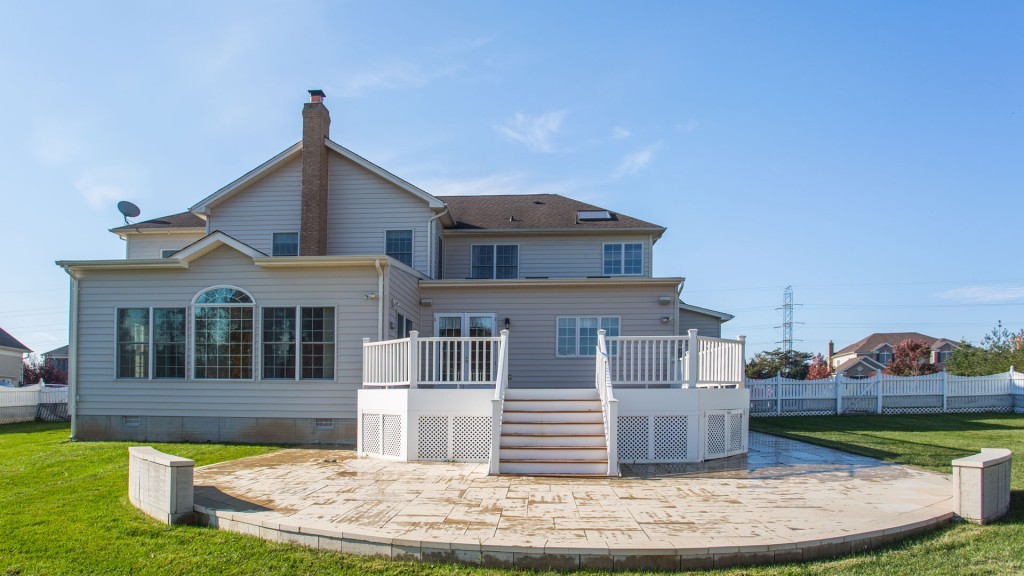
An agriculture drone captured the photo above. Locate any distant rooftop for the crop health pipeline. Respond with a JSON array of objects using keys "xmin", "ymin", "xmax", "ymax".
[{"xmin": 0, "ymin": 327, "xmax": 30, "ymax": 352}]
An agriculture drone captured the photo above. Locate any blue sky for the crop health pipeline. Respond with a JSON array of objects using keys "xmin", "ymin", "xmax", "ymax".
[{"xmin": 1, "ymin": 1, "xmax": 1021, "ymax": 357}]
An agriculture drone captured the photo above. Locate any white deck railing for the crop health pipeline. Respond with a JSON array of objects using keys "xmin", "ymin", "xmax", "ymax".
[
  {"xmin": 607, "ymin": 329, "xmax": 746, "ymax": 388},
  {"xmin": 489, "ymin": 330, "xmax": 511, "ymax": 474},
  {"xmin": 596, "ymin": 330, "xmax": 619, "ymax": 476},
  {"xmin": 363, "ymin": 331, "xmax": 505, "ymax": 388}
]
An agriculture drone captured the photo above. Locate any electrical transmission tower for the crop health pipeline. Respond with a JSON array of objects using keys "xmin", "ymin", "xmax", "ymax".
[
  {"xmin": 781, "ymin": 286, "xmax": 794, "ymax": 354},
  {"xmin": 775, "ymin": 285, "xmax": 802, "ymax": 354}
]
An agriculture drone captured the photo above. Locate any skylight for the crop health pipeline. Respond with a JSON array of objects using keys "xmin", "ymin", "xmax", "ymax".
[{"xmin": 578, "ymin": 210, "xmax": 612, "ymax": 221}]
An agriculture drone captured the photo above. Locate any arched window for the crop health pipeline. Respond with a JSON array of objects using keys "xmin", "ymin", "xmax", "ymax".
[{"xmin": 193, "ymin": 287, "xmax": 254, "ymax": 380}]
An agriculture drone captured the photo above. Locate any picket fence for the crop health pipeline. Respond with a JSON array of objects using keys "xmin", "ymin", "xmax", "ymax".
[
  {"xmin": 748, "ymin": 369, "xmax": 1024, "ymax": 416},
  {"xmin": 0, "ymin": 384, "xmax": 70, "ymax": 425}
]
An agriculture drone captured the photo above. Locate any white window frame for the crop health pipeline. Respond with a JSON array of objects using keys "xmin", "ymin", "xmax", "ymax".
[
  {"xmin": 259, "ymin": 304, "xmax": 338, "ymax": 382},
  {"xmin": 602, "ymin": 242, "xmax": 644, "ymax": 276},
  {"xmin": 271, "ymin": 232, "xmax": 300, "ymax": 257},
  {"xmin": 470, "ymin": 244, "xmax": 520, "ymax": 279},
  {"xmin": 555, "ymin": 315, "xmax": 621, "ymax": 358},
  {"xmin": 385, "ymin": 229, "xmax": 415, "ymax": 268},
  {"xmin": 433, "ymin": 313, "xmax": 497, "ymax": 337},
  {"xmin": 114, "ymin": 306, "xmax": 187, "ymax": 381},
  {"xmin": 191, "ymin": 286, "xmax": 257, "ymax": 381}
]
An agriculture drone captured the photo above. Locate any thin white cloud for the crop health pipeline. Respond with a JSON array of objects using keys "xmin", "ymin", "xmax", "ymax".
[
  {"xmin": 676, "ymin": 119, "xmax": 699, "ymax": 132},
  {"xmin": 613, "ymin": 143, "xmax": 660, "ymax": 178},
  {"xmin": 340, "ymin": 62, "xmax": 461, "ymax": 97},
  {"xmin": 418, "ymin": 172, "xmax": 580, "ymax": 197},
  {"xmin": 74, "ymin": 166, "xmax": 144, "ymax": 210},
  {"xmin": 494, "ymin": 110, "xmax": 567, "ymax": 153},
  {"xmin": 936, "ymin": 284, "xmax": 1024, "ymax": 303},
  {"xmin": 611, "ymin": 127, "xmax": 631, "ymax": 140}
]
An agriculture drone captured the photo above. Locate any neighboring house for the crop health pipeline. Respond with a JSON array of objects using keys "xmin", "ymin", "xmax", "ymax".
[
  {"xmin": 57, "ymin": 90, "xmax": 736, "ymax": 444},
  {"xmin": 0, "ymin": 327, "xmax": 31, "ymax": 385},
  {"xmin": 43, "ymin": 345, "xmax": 69, "ymax": 373},
  {"xmin": 829, "ymin": 332, "xmax": 958, "ymax": 378}
]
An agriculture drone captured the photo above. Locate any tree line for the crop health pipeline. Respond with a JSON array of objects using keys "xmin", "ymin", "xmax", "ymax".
[{"xmin": 746, "ymin": 324, "xmax": 1024, "ymax": 380}]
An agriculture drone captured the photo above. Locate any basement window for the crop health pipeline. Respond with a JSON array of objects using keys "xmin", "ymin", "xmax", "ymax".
[
  {"xmin": 122, "ymin": 416, "xmax": 141, "ymax": 427},
  {"xmin": 578, "ymin": 210, "xmax": 612, "ymax": 221},
  {"xmin": 313, "ymin": 418, "xmax": 334, "ymax": 430}
]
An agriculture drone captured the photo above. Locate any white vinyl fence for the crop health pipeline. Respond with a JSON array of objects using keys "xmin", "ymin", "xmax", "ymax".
[
  {"xmin": 0, "ymin": 384, "xmax": 70, "ymax": 425},
  {"xmin": 749, "ymin": 369, "xmax": 1024, "ymax": 416}
]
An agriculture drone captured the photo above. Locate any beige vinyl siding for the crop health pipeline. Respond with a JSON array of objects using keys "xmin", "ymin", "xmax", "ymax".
[
  {"xmin": 326, "ymin": 154, "xmax": 434, "ymax": 275},
  {"xmin": 0, "ymin": 350, "xmax": 23, "ymax": 384},
  {"xmin": 386, "ymin": 264, "xmax": 422, "ymax": 339},
  {"xmin": 677, "ymin": 309, "xmax": 724, "ymax": 338},
  {"xmin": 205, "ymin": 157, "xmax": 302, "ymax": 254},
  {"xmin": 442, "ymin": 233, "xmax": 653, "ymax": 279},
  {"xmin": 431, "ymin": 218, "xmax": 444, "ymax": 279},
  {"xmin": 74, "ymin": 245, "xmax": 379, "ymax": 419},
  {"xmin": 418, "ymin": 283, "xmax": 676, "ymax": 388},
  {"xmin": 125, "ymin": 233, "xmax": 205, "ymax": 260}
]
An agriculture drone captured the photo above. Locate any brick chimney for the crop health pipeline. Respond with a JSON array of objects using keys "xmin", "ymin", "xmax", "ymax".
[
  {"xmin": 828, "ymin": 340, "xmax": 834, "ymax": 359},
  {"xmin": 300, "ymin": 89, "xmax": 331, "ymax": 256}
]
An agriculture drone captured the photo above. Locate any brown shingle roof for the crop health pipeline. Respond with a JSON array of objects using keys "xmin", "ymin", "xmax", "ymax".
[
  {"xmin": 0, "ymin": 327, "xmax": 30, "ymax": 352},
  {"xmin": 833, "ymin": 332, "xmax": 949, "ymax": 356},
  {"xmin": 110, "ymin": 211, "xmax": 205, "ymax": 233},
  {"xmin": 437, "ymin": 194, "xmax": 664, "ymax": 233},
  {"xmin": 834, "ymin": 355, "xmax": 884, "ymax": 374}
]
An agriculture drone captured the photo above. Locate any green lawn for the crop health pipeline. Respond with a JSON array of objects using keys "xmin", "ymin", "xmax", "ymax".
[{"xmin": 0, "ymin": 416, "xmax": 1021, "ymax": 575}]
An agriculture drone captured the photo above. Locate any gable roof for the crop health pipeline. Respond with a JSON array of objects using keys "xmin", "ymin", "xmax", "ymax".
[
  {"xmin": 171, "ymin": 231, "xmax": 267, "ymax": 262},
  {"xmin": 43, "ymin": 345, "xmax": 68, "ymax": 358},
  {"xmin": 834, "ymin": 355, "xmax": 884, "ymax": 375},
  {"xmin": 189, "ymin": 140, "xmax": 446, "ymax": 215},
  {"xmin": 438, "ymin": 194, "xmax": 665, "ymax": 234},
  {"xmin": 833, "ymin": 332, "xmax": 950, "ymax": 356},
  {"xmin": 110, "ymin": 211, "xmax": 206, "ymax": 234},
  {"xmin": 0, "ymin": 327, "xmax": 30, "ymax": 352},
  {"xmin": 678, "ymin": 301, "xmax": 734, "ymax": 322}
]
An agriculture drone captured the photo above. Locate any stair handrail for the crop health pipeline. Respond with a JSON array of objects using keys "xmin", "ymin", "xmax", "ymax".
[
  {"xmin": 596, "ymin": 329, "xmax": 619, "ymax": 476},
  {"xmin": 488, "ymin": 329, "xmax": 510, "ymax": 475}
]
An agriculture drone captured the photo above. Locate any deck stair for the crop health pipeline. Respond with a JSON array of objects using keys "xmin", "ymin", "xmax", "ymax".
[{"xmin": 498, "ymin": 388, "xmax": 609, "ymax": 475}]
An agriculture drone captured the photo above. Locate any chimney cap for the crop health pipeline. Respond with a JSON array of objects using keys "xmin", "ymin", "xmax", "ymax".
[{"xmin": 308, "ymin": 89, "xmax": 326, "ymax": 100}]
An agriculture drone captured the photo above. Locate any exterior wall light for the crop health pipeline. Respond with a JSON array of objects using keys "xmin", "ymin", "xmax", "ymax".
[{"xmin": 504, "ymin": 317, "xmax": 511, "ymax": 330}]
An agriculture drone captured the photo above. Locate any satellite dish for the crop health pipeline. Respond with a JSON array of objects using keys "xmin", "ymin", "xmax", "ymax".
[{"xmin": 117, "ymin": 201, "xmax": 141, "ymax": 225}]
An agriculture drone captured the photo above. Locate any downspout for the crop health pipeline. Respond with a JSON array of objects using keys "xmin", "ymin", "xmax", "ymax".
[
  {"xmin": 63, "ymin": 266, "xmax": 80, "ymax": 440},
  {"xmin": 374, "ymin": 259, "xmax": 384, "ymax": 341},
  {"xmin": 675, "ymin": 279, "xmax": 685, "ymax": 335},
  {"xmin": 426, "ymin": 209, "xmax": 448, "ymax": 279}
]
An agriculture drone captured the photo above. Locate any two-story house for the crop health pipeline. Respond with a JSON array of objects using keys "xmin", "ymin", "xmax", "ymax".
[
  {"xmin": 0, "ymin": 327, "xmax": 30, "ymax": 385},
  {"xmin": 57, "ymin": 90, "xmax": 736, "ymax": 445},
  {"xmin": 828, "ymin": 332, "xmax": 958, "ymax": 378}
]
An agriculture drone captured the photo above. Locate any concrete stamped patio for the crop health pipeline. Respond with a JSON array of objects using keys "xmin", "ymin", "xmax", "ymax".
[{"xmin": 192, "ymin": 432, "xmax": 954, "ymax": 570}]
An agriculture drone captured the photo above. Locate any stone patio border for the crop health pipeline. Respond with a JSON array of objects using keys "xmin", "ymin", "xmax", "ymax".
[{"xmin": 193, "ymin": 502, "xmax": 953, "ymax": 570}]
